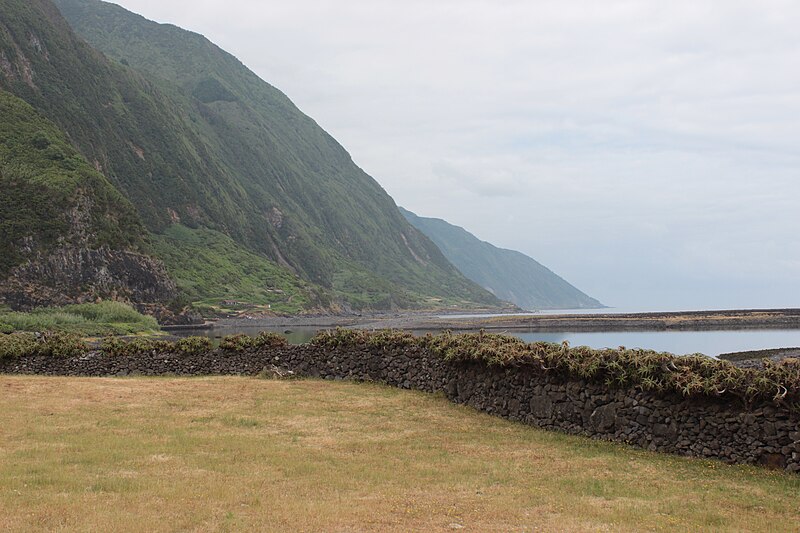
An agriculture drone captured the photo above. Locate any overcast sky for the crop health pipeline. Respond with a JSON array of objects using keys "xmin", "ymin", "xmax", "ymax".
[{"xmin": 111, "ymin": 0, "xmax": 800, "ymax": 310}]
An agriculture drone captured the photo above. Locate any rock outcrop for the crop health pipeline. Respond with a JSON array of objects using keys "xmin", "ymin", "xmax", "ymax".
[{"xmin": 0, "ymin": 245, "xmax": 177, "ymax": 310}]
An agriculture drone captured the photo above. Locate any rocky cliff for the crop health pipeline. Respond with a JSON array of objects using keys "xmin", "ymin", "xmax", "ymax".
[{"xmin": 0, "ymin": 88, "xmax": 180, "ymax": 317}]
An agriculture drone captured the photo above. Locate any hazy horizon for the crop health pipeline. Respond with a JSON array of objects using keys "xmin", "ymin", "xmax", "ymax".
[{"xmin": 107, "ymin": 0, "xmax": 800, "ymax": 311}]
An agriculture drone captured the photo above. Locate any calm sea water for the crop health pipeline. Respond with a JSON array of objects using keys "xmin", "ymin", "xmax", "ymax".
[
  {"xmin": 181, "ymin": 324, "xmax": 800, "ymax": 357},
  {"xmin": 440, "ymin": 306, "xmax": 776, "ymax": 319},
  {"xmin": 509, "ymin": 330, "xmax": 800, "ymax": 357}
]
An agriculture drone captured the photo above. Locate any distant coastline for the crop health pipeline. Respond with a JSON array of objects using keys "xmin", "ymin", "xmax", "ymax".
[{"xmin": 208, "ymin": 308, "xmax": 800, "ymax": 333}]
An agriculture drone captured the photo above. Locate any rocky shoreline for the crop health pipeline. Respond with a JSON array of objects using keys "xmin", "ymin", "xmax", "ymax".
[
  {"xmin": 212, "ymin": 308, "xmax": 800, "ymax": 332},
  {"xmin": 718, "ymin": 347, "xmax": 800, "ymax": 368}
]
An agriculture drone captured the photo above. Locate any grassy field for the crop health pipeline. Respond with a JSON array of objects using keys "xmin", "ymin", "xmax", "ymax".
[
  {"xmin": 0, "ymin": 301, "xmax": 160, "ymax": 336},
  {"xmin": 1, "ymin": 377, "xmax": 799, "ymax": 532}
]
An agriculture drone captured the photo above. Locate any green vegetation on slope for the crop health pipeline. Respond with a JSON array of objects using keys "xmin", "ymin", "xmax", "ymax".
[
  {"xmin": 147, "ymin": 224, "xmax": 489, "ymax": 314},
  {"xmin": 401, "ymin": 207, "xmax": 603, "ymax": 310},
  {"xmin": 0, "ymin": 0, "xmax": 246, "ymax": 238},
  {"xmin": 0, "ymin": 301, "xmax": 159, "ymax": 336},
  {"xmin": 0, "ymin": 90, "xmax": 145, "ymax": 276},
  {"xmin": 149, "ymin": 224, "xmax": 331, "ymax": 315},
  {"xmin": 1, "ymin": 377, "xmax": 798, "ymax": 532},
  {"xmin": 0, "ymin": 0, "xmax": 501, "ymax": 311}
]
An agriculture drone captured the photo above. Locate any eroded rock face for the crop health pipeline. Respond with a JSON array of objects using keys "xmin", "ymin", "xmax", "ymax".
[
  {"xmin": 0, "ymin": 246, "xmax": 177, "ymax": 310},
  {"xmin": 1, "ymin": 184, "xmax": 181, "ymax": 320}
]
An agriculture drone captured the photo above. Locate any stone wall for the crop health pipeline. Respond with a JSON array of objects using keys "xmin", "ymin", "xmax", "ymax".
[{"xmin": 2, "ymin": 341, "xmax": 798, "ymax": 472}]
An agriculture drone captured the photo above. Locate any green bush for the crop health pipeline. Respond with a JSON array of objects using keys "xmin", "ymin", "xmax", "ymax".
[
  {"xmin": 0, "ymin": 302, "xmax": 159, "ymax": 336},
  {"xmin": 175, "ymin": 336, "xmax": 213, "ymax": 356},
  {"xmin": 313, "ymin": 329, "xmax": 800, "ymax": 407},
  {"xmin": 30, "ymin": 130, "xmax": 51, "ymax": 149},
  {"xmin": 38, "ymin": 331, "xmax": 88, "ymax": 357},
  {"xmin": 99, "ymin": 333, "xmax": 280, "ymax": 357},
  {"xmin": 65, "ymin": 301, "xmax": 153, "ymax": 324},
  {"xmin": 311, "ymin": 328, "xmax": 416, "ymax": 350},
  {"xmin": 0, "ymin": 331, "xmax": 87, "ymax": 359},
  {"xmin": 217, "ymin": 333, "xmax": 287, "ymax": 352},
  {"xmin": 0, "ymin": 333, "xmax": 38, "ymax": 359},
  {"xmin": 252, "ymin": 332, "xmax": 288, "ymax": 349},
  {"xmin": 100, "ymin": 337, "xmax": 171, "ymax": 357},
  {"xmin": 99, "ymin": 337, "xmax": 126, "ymax": 357},
  {"xmin": 219, "ymin": 334, "xmax": 255, "ymax": 352}
]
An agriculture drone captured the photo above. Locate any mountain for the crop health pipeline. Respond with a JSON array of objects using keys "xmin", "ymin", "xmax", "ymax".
[
  {"xmin": 0, "ymin": 89, "xmax": 178, "ymax": 316},
  {"xmin": 0, "ymin": 0, "xmax": 501, "ymax": 313},
  {"xmin": 400, "ymin": 208, "xmax": 603, "ymax": 310}
]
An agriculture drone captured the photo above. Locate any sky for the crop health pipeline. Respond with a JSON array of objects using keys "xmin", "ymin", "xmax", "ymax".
[{"xmin": 110, "ymin": 0, "xmax": 800, "ymax": 310}]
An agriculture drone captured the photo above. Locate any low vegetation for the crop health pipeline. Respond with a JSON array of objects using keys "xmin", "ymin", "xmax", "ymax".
[
  {"xmin": 99, "ymin": 336, "xmax": 187, "ymax": 358},
  {"xmin": 312, "ymin": 329, "xmax": 800, "ymax": 406},
  {"xmin": 0, "ymin": 301, "xmax": 160, "ymax": 336},
  {"xmin": 0, "ymin": 376, "xmax": 798, "ymax": 532},
  {"xmin": 97, "ymin": 332, "xmax": 287, "ymax": 358},
  {"xmin": 149, "ymin": 224, "xmax": 329, "ymax": 316},
  {"xmin": 3, "ymin": 326, "xmax": 799, "ymax": 408},
  {"xmin": 217, "ymin": 332, "xmax": 287, "ymax": 351},
  {"xmin": 0, "ymin": 331, "xmax": 86, "ymax": 359},
  {"xmin": 0, "ymin": 330, "xmax": 290, "ymax": 361}
]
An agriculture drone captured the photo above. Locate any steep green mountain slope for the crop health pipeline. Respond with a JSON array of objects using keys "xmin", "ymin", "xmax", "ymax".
[
  {"xmin": 0, "ymin": 89, "xmax": 176, "ymax": 312},
  {"xmin": 400, "ymin": 208, "xmax": 603, "ymax": 310},
  {"xmin": 0, "ymin": 0, "xmax": 499, "ymax": 310},
  {"xmin": 148, "ymin": 225, "xmax": 332, "ymax": 315},
  {"xmin": 0, "ymin": 0, "xmax": 312, "ymax": 315}
]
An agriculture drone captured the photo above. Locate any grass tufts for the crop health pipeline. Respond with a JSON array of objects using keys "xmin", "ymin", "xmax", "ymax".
[
  {"xmin": 315, "ymin": 329, "xmax": 800, "ymax": 407},
  {"xmin": 0, "ymin": 331, "xmax": 87, "ymax": 359},
  {"xmin": 218, "ymin": 332, "xmax": 288, "ymax": 352},
  {"xmin": 3, "ymin": 326, "xmax": 800, "ymax": 407},
  {"xmin": 0, "ymin": 301, "xmax": 159, "ymax": 336}
]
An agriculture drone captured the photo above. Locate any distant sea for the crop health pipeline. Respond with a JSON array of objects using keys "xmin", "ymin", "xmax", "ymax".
[
  {"xmin": 190, "ymin": 322, "xmax": 800, "ymax": 358},
  {"xmin": 433, "ymin": 307, "xmax": 800, "ymax": 356},
  {"xmin": 442, "ymin": 306, "xmax": 792, "ymax": 319}
]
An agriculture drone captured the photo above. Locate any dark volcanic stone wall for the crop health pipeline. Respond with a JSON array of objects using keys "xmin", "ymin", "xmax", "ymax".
[{"xmin": 2, "ymin": 343, "xmax": 798, "ymax": 472}]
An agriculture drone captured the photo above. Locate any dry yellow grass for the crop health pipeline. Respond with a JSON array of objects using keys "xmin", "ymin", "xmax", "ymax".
[{"xmin": 1, "ymin": 376, "xmax": 799, "ymax": 532}]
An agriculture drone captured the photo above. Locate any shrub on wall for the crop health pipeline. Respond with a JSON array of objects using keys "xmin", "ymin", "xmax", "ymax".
[
  {"xmin": 311, "ymin": 328, "xmax": 418, "ymax": 349},
  {"xmin": 0, "ymin": 331, "xmax": 87, "ymax": 359},
  {"xmin": 100, "ymin": 337, "xmax": 172, "ymax": 357},
  {"xmin": 219, "ymin": 332, "xmax": 288, "ymax": 352},
  {"xmin": 2, "ymin": 327, "xmax": 798, "ymax": 408},
  {"xmin": 315, "ymin": 329, "xmax": 800, "ymax": 407},
  {"xmin": 175, "ymin": 336, "xmax": 213, "ymax": 356}
]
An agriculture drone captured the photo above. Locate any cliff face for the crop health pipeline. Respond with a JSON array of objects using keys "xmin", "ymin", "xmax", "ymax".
[
  {"xmin": 1, "ymin": 246, "xmax": 177, "ymax": 310},
  {"xmin": 0, "ymin": 0, "xmax": 505, "ymax": 314},
  {"xmin": 0, "ymin": 88, "xmax": 178, "ymax": 317}
]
